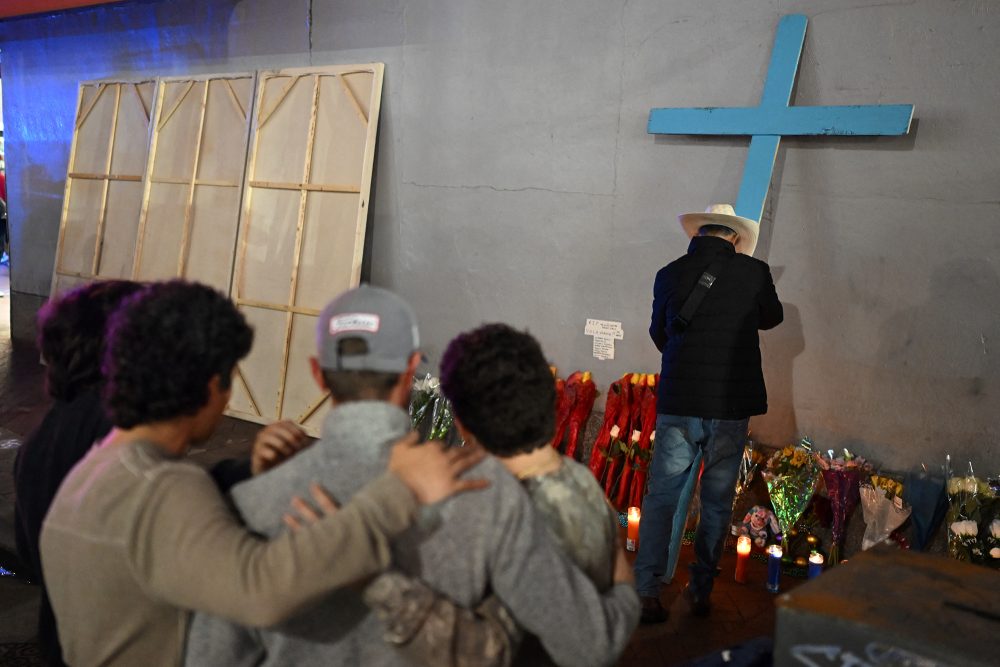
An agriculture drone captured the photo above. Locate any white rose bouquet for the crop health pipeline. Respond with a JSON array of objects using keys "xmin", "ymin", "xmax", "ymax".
[{"xmin": 945, "ymin": 458, "xmax": 998, "ymax": 568}]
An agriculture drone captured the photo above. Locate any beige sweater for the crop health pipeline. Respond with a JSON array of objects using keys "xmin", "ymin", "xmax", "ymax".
[{"xmin": 40, "ymin": 440, "xmax": 417, "ymax": 667}]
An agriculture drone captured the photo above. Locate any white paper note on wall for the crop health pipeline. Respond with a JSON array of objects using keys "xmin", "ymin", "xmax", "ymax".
[
  {"xmin": 586, "ymin": 318, "xmax": 622, "ymax": 361},
  {"xmin": 585, "ymin": 318, "xmax": 624, "ymax": 340},
  {"xmin": 593, "ymin": 334, "xmax": 615, "ymax": 360}
]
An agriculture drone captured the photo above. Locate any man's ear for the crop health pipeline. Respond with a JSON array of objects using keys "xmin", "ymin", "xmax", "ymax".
[
  {"xmin": 388, "ymin": 351, "xmax": 423, "ymax": 409},
  {"xmin": 309, "ymin": 357, "xmax": 326, "ymax": 390},
  {"xmin": 397, "ymin": 351, "xmax": 422, "ymax": 396}
]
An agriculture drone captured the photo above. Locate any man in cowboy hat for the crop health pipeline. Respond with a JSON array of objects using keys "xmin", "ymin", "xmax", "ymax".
[{"xmin": 635, "ymin": 204, "xmax": 783, "ymax": 623}]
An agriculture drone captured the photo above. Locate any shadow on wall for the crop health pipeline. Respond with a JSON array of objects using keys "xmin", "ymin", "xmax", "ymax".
[
  {"xmin": 872, "ymin": 257, "xmax": 1000, "ymax": 470},
  {"xmin": 752, "ymin": 266, "xmax": 804, "ymax": 447}
]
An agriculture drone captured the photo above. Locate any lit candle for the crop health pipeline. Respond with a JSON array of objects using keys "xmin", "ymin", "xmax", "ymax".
[
  {"xmin": 626, "ymin": 506, "xmax": 641, "ymax": 551},
  {"xmin": 808, "ymin": 551, "xmax": 824, "ymax": 579},
  {"xmin": 766, "ymin": 544, "xmax": 783, "ymax": 593},
  {"xmin": 735, "ymin": 535, "xmax": 751, "ymax": 583}
]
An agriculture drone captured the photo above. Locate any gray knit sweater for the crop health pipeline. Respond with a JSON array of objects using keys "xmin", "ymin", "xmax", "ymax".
[{"xmin": 185, "ymin": 401, "xmax": 638, "ymax": 667}]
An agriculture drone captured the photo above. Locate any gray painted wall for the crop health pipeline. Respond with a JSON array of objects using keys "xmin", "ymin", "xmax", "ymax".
[{"xmin": 2, "ymin": 0, "xmax": 998, "ymax": 471}]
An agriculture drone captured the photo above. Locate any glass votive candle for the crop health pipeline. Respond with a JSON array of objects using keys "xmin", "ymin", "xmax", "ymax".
[
  {"xmin": 766, "ymin": 544, "xmax": 783, "ymax": 593},
  {"xmin": 808, "ymin": 551, "xmax": 824, "ymax": 579},
  {"xmin": 735, "ymin": 535, "xmax": 751, "ymax": 583},
  {"xmin": 626, "ymin": 506, "xmax": 641, "ymax": 551}
]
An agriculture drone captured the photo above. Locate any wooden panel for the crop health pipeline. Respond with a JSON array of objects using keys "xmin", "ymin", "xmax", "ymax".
[
  {"xmin": 232, "ymin": 63, "xmax": 384, "ymax": 434},
  {"xmin": 51, "ymin": 79, "xmax": 154, "ymax": 295},
  {"xmin": 96, "ymin": 181, "xmax": 143, "ymax": 279},
  {"xmin": 133, "ymin": 182, "xmax": 187, "ymax": 280},
  {"xmin": 150, "ymin": 82, "xmax": 201, "ymax": 180},
  {"xmin": 228, "ymin": 306, "xmax": 286, "ymax": 424},
  {"xmin": 186, "ymin": 185, "xmax": 244, "ymax": 294},
  {"xmin": 72, "ymin": 87, "xmax": 114, "ymax": 174},
  {"xmin": 199, "ymin": 78, "xmax": 253, "ymax": 183},
  {"xmin": 133, "ymin": 74, "xmax": 255, "ymax": 290},
  {"xmin": 283, "ymin": 313, "xmax": 330, "ymax": 430},
  {"xmin": 297, "ymin": 191, "xmax": 364, "ymax": 310},
  {"xmin": 252, "ymin": 75, "xmax": 312, "ymax": 184},
  {"xmin": 59, "ymin": 178, "xmax": 104, "ymax": 276},
  {"xmin": 238, "ymin": 188, "xmax": 300, "ymax": 305}
]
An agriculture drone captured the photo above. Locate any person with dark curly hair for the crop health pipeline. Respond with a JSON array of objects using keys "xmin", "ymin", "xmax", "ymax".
[
  {"xmin": 39, "ymin": 280, "xmax": 486, "ymax": 667},
  {"xmin": 13, "ymin": 279, "xmax": 142, "ymax": 667},
  {"xmin": 186, "ymin": 289, "xmax": 637, "ymax": 667},
  {"xmin": 360, "ymin": 323, "xmax": 625, "ymax": 667},
  {"xmin": 13, "ymin": 279, "xmax": 305, "ymax": 667}
]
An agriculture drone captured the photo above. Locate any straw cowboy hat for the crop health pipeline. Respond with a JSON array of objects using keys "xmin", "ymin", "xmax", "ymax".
[{"xmin": 678, "ymin": 204, "xmax": 759, "ymax": 256}]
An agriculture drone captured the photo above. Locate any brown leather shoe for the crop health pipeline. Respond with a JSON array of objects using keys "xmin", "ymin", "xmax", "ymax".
[
  {"xmin": 682, "ymin": 584, "xmax": 711, "ymax": 617},
  {"xmin": 639, "ymin": 596, "xmax": 668, "ymax": 624}
]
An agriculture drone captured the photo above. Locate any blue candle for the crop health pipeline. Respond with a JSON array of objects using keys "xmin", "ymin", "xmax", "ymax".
[
  {"xmin": 766, "ymin": 544, "xmax": 783, "ymax": 593},
  {"xmin": 808, "ymin": 551, "xmax": 824, "ymax": 579}
]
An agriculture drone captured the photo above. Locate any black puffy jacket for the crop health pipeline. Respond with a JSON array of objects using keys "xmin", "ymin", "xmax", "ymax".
[{"xmin": 650, "ymin": 235, "xmax": 783, "ymax": 420}]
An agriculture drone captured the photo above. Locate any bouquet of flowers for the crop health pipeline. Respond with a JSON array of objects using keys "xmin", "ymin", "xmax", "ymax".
[
  {"xmin": 859, "ymin": 473, "xmax": 911, "ymax": 550},
  {"xmin": 408, "ymin": 374, "xmax": 459, "ymax": 443},
  {"xmin": 587, "ymin": 376, "xmax": 627, "ymax": 481},
  {"xmin": 763, "ymin": 438, "xmax": 820, "ymax": 540},
  {"xmin": 902, "ymin": 464, "xmax": 948, "ymax": 551},
  {"xmin": 987, "ymin": 519, "xmax": 1000, "ymax": 564},
  {"xmin": 728, "ymin": 438, "xmax": 765, "ymax": 543},
  {"xmin": 603, "ymin": 374, "xmax": 642, "ymax": 501},
  {"xmin": 428, "ymin": 396, "xmax": 455, "ymax": 441},
  {"xmin": 409, "ymin": 374, "xmax": 439, "ymax": 431},
  {"xmin": 564, "ymin": 372, "xmax": 597, "ymax": 459},
  {"xmin": 615, "ymin": 374, "xmax": 656, "ymax": 510},
  {"xmin": 945, "ymin": 459, "xmax": 998, "ymax": 568},
  {"xmin": 815, "ymin": 448, "xmax": 871, "ymax": 564}
]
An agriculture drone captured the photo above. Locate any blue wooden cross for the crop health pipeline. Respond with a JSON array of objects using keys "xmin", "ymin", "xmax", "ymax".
[{"xmin": 648, "ymin": 14, "xmax": 914, "ymax": 223}]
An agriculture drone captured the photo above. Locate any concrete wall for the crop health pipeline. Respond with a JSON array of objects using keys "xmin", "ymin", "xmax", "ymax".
[{"xmin": 2, "ymin": 0, "xmax": 998, "ymax": 471}]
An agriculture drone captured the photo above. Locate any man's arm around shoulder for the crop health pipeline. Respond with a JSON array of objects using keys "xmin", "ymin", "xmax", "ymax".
[{"xmin": 487, "ymin": 483, "xmax": 639, "ymax": 667}]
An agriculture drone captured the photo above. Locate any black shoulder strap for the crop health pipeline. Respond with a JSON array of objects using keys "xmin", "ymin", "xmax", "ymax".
[{"xmin": 670, "ymin": 256, "xmax": 733, "ymax": 332}]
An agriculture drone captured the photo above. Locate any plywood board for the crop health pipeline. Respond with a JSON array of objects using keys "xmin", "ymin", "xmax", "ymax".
[
  {"xmin": 230, "ymin": 64, "xmax": 384, "ymax": 433},
  {"xmin": 133, "ymin": 74, "xmax": 255, "ymax": 293},
  {"xmin": 51, "ymin": 80, "xmax": 154, "ymax": 294}
]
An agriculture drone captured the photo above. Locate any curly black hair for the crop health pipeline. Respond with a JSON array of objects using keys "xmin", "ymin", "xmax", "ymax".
[
  {"xmin": 102, "ymin": 280, "xmax": 253, "ymax": 429},
  {"xmin": 37, "ymin": 280, "xmax": 144, "ymax": 401},
  {"xmin": 440, "ymin": 323, "xmax": 555, "ymax": 457}
]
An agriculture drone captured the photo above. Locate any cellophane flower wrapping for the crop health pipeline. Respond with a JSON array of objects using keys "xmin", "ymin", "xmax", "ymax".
[
  {"xmin": 902, "ymin": 468, "xmax": 948, "ymax": 551},
  {"xmin": 409, "ymin": 374, "xmax": 439, "ymax": 432},
  {"xmin": 428, "ymin": 393, "xmax": 456, "ymax": 441},
  {"xmin": 763, "ymin": 439, "xmax": 819, "ymax": 538},
  {"xmin": 815, "ymin": 449, "xmax": 871, "ymax": 564},
  {"xmin": 859, "ymin": 476, "xmax": 911, "ymax": 551},
  {"xmin": 409, "ymin": 375, "xmax": 459, "ymax": 443},
  {"xmin": 945, "ymin": 461, "xmax": 998, "ymax": 568},
  {"xmin": 729, "ymin": 439, "xmax": 764, "ymax": 539}
]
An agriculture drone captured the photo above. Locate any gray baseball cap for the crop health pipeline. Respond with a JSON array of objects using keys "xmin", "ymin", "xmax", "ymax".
[{"xmin": 316, "ymin": 285, "xmax": 420, "ymax": 373}]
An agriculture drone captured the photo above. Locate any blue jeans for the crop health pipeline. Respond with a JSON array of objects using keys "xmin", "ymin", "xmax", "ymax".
[{"xmin": 634, "ymin": 414, "xmax": 748, "ymax": 599}]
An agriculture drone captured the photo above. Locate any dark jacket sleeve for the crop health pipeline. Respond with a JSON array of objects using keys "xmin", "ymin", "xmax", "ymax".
[
  {"xmin": 757, "ymin": 267, "xmax": 783, "ymax": 330},
  {"xmin": 208, "ymin": 458, "xmax": 253, "ymax": 494},
  {"xmin": 649, "ymin": 268, "xmax": 669, "ymax": 352}
]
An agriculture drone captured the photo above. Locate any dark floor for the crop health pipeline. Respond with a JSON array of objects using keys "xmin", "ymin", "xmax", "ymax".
[{"xmin": 0, "ymin": 288, "xmax": 794, "ymax": 666}]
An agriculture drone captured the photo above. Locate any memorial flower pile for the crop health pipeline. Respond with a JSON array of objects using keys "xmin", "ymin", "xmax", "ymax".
[
  {"xmin": 586, "ymin": 373, "xmax": 660, "ymax": 510},
  {"xmin": 815, "ymin": 449, "xmax": 871, "ymax": 564},
  {"xmin": 763, "ymin": 438, "xmax": 820, "ymax": 539},
  {"xmin": 860, "ymin": 472, "xmax": 911, "ymax": 551}
]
